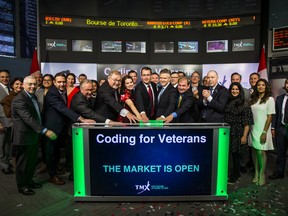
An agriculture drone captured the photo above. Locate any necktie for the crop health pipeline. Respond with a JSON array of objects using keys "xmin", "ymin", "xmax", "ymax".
[
  {"xmin": 60, "ymin": 91, "xmax": 67, "ymax": 105},
  {"xmin": 177, "ymin": 94, "xmax": 182, "ymax": 108},
  {"xmin": 31, "ymin": 96, "xmax": 41, "ymax": 122},
  {"xmin": 4, "ymin": 86, "xmax": 9, "ymax": 94},
  {"xmin": 147, "ymin": 85, "xmax": 154, "ymax": 117},
  {"xmin": 284, "ymin": 98, "xmax": 288, "ymax": 125},
  {"xmin": 209, "ymin": 87, "xmax": 213, "ymax": 95},
  {"xmin": 158, "ymin": 87, "xmax": 165, "ymax": 102},
  {"xmin": 114, "ymin": 90, "xmax": 118, "ymax": 101}
]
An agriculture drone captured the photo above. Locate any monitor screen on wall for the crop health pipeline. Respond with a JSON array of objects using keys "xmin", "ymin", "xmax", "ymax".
[
  {"xmin": 178, "ymin": 41, "xmax": 198, "ymax": 53},
  {"xmin": 126, "ymin": 42, "xmax": 146, "ymax": 53},
  {"xmin": 206, "ymin": 40, "xmax": 228, "ymax": 53},
  {"xmin": 72, "ymin": 40, "xmax": 93, "ymax": 52},
  {"xmin": 273, "ymin": 26, "xmax": 288, "ymax": 51},
  {"xmin": 154, "ymin": 42, "xmax": 174, "ymax": 53},
  {"xmin": 101, "ymin": 41, "xmax": 122, "ymax": 52}
]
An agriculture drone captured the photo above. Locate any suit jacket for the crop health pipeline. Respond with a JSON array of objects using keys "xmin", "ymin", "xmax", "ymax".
[
  {"xmin": 95, "ymin": 81, "xmax": 124, "ymax": 121},
  {"xmin": 11, "ymin": 90, "xmax": 43, "ymax": 146},
  {"xmin": 272, "ymin": 94, "xmax": 286, "ymax": 129},
  {"xmin": 43, "ymin": 85, "xmax": 80, "ymax": 135},
  {"xmin": 0, "ymin": 84, "xmax": 10, "ymax": 127},
  {"xmin": 70, "ymin": 92, "xmax": 107, "ymax": 123},
  {"xmin": 191, "ymin": 84, "xmax": 205, "ymax": 123},
  {"xmin": 135, "ymin": 81, "xmax": 158, "ymax": 119},
  {"xmin": 200, "ymin": 84, "xmax": 229, "ymax": 123},
  {"xmin": 174, "ymin": 90, "xmax": 195, "ymax": 123},
  {"xmin": 156, "ymin": 83, "xmax": 177, "ymax": 118}
]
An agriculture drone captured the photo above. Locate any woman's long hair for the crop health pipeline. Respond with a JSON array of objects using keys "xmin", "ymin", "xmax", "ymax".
[
  {"xmin": 249, "ymin": 79, "xmax": 272, "ymax": 105},
  {"xmin": 120, "ymin": 75, "xmax": 133, "ymax": 94},
  {"xmin": 228, "ymin": 82, "xmax": 245, "ymax": 107}
]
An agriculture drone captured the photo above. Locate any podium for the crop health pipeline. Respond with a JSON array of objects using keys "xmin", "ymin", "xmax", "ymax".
[{"xmin": 72, "ymin": 123, "xmax": 230, "ymax": 201}]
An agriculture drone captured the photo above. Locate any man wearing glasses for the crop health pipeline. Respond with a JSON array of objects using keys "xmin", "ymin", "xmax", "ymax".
[{"xmin": 95, "ymin": 70, "xmax": 138, "ymax": 123}]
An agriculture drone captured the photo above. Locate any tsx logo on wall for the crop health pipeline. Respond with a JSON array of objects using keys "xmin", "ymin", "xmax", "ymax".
[
  {"xmin": 232, "ymin": 39, "xmax": 255, "ymax": 52},
  {"xmin": 46, "ymin": 39, "xmax": 67, "ymax": 51},
  {"xmin": 135, "ymin": 181, "xmax": 169, "ymax": 194}
]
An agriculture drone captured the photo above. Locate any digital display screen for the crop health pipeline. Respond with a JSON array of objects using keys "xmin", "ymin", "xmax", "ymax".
[
  {"xmin": 178, "ymin": 41, "xmax": 198, "ymax": 53},
  {"xmin": 46, "ymin": 39, "xmax": 67, "ymax": 51},
  {"xmin": 89, "ymin": 128, "xmax": 213, "ymax": 196},
  {"xmin": 41, "ymin": 15, "xmax": 258, "ymax": 29},
  {"xmin": 72, "ymin": 40, "xmax": 93, "ymax": 52},
  {"xmin": 101, "ymin": 41, "xmax": 122, "ymax": 52},
  {"xmin": 126, "ymin": 41, "xmax": 146, "ymax": 53},
  {"xmin": 232, "ymin": 39, "xmax": 255, "ymax": 52},
  {"xmin": 154, "ymin": 42, "xmax": 174, "ymax": 53},
  {"xmin": 206, "ymin": 40, "xmax": 228, "ymax": 53},
  {"xmin": 273, "ymin": 26, "xmax": 288, "ymax": 51}
]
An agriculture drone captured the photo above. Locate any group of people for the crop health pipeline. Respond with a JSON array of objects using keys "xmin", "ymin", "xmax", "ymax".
[{"xmin": 0, "ymin": 66, "xmax": 287, "ymax": 195}]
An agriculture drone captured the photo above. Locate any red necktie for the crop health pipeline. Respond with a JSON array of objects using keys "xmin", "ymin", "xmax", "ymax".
[{"xmin": 147, "ymin": 85, "xmax": 154, "ymax": 117}]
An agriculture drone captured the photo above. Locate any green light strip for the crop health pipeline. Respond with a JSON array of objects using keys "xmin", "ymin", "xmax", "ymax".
[
  {"xmin": 72, "ymin": 127, "xmax": 86, "ymax": 197},
  {"xmin": 216, "ymin": 127, "xmax": 229, "ymax": 197}
]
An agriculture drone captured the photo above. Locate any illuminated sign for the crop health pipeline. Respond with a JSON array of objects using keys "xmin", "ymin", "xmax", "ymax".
[
  {"xmin": 46, "ymin": 39, "xmax": 67, "ymax": 51},
  {"xmin": 72, "ymin": 124, "xmax": 230, "ymax": 201},
  {"xmin": 41, "ymin": 15, "xmax": 258, "ymax": 29},
  {"xmin": 232, "ymin": 39, "xmax": 255, "ymax": 52},
  {"xmin": 273, "ymin": 26, "xmax": 288, "ymax": 51}
]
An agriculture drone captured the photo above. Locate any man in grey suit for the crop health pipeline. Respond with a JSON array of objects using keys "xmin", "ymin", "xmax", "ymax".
[
  {"xmin": 0, "ymin": 69, "xmax": 12, "ymax": 174},
  {"xmin": 12, "ymin": 76, "xmax": 57, "ymax": 195}
]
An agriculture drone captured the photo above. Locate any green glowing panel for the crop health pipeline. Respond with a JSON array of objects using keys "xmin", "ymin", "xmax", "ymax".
[
  {"xmin": 72, "ymin": 127, "xmax": 86, "ymax": 197},
  {"xmin": 216, "ymin": 127, "xmax": 230, "ymax": 197},
  {"xmin": 139, "ymin": 120, "xmax": 164, "ymax": 127}
]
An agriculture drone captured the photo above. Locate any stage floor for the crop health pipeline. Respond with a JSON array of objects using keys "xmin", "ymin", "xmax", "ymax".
[{"xmin": 0, "ymin": 152, "xmax": 287, "ymax": 216}]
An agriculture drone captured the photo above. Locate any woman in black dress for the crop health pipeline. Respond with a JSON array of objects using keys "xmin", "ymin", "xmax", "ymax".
[{"xmin": 224, "ymin": 82, "xmax": 254, "ymax": 183}]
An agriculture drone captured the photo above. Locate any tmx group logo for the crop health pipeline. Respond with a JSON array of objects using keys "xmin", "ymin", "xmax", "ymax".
[{"xmin": 135, "ymin": 181, "xmax": 169, "ymax": 194}]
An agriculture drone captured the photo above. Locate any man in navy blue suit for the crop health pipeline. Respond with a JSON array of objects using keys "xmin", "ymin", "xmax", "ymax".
[
  {"xmin": 269, "ymin": 78, "xmax": 288, "ymax": 180},
  {"xmin": 43, "ymin": 73, "xmax": 95, "ymax": 185},
  {"xmin": 200, "ymin": 70, "xmax": 228, "ymax": 123}
]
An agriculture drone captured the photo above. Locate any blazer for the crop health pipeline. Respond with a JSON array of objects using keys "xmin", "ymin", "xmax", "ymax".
[
  {"xmin": 43, "ymin": 85, "xmax": 80, "ymax": 135},
  {"xmin": 173, "ymin": 90, "xmax": 195, "ymax": 123},
  {"xmin": 11, "ymin": 90, "xmax": 43, "ymax": 146},
  {"xmin": 95, "ymin": 81, "xmax": 124, "ymax": 121},
  {"xmin": 156, "ymin": 83, "xmax": 177, "ymax": 118},
  {"xmin": 70, "ymin": 92, "xmax": 107, "ymax": 123},
  {"xmin": 135, "ymin": 81, "xmax": 158, "ymax": 119},
  {"xmin": 200, "ymin": 84, "xmax": 229, "ymax": 123},
  {"xmin": 272, "ymin": 94, "xmax": 286, "ymax": 129}
]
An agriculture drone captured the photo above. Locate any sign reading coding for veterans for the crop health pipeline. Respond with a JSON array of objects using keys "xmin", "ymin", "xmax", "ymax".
[{"xmin": 89, "ymin": 128, "xmax": 213, "ymax": 196}]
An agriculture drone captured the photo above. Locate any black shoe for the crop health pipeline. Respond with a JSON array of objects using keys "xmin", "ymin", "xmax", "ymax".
[
  {"xmin": 18, "ymin": 187, "xmax": 35, "ymax": 195},
  {"xmin": 268, "ymin": 172, "xmax": 284, "ymax": 180},
  {"xmin": 30, "ymin": 182, "xmax": 42, "ymax": 189},
  {"xmin": 2, "ymin": 168, "xmax": 14, "ymax": 175},
  {"xmin": 228, "ymin": 176, "xmax": 239, "ymax": 184},
  {"xmin": 240, "ymin": 166, "xmax": 247, "ymax": 174}
]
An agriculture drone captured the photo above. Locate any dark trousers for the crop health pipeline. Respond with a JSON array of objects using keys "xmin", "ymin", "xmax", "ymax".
[
  {"xmin": 44, "ymin": 137, "xmax": 61, "ymax": 177},
  {"xmin": 275, "ymin": 126, "xmax": 288, "ymax": 174},
  {"xmin": 231, "ymin": 152, "xmax": 241, "ymax": 178},
  {"xmin": 15, "ymin": 144, "xmax": 38, "ymax": 190}
]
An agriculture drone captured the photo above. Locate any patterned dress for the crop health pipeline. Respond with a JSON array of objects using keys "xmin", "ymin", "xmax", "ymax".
[
  {"xmin": 224, "ymin": 99, "xmax": 254, "ymax": 154},
  {"xmin": 118, "ymin": 89, "xmax": 133, "ymax": 123}
]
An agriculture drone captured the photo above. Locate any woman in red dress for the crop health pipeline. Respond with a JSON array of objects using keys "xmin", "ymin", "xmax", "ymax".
[
  {"xmin": 66, "ymin": 73, "xmax": 79, "ymax": 108},
  {"xmin": 118, "ymin": 75, "xmax": 142, "ymax": 123}
]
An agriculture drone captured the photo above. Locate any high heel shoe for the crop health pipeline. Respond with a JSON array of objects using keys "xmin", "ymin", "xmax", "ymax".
[
  {"xmin": 258, "ymin": 175, "xmax": 266, "ymax": 186},
  {"xmin": 252, "ymin": 175, "xmax": 258, "ymax": 184}
]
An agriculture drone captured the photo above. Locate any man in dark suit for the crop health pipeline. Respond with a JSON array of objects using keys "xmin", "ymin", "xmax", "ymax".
[
  {"xmin": 135, "ymin": 67, "xmax": 158, "ymax": 122},
  {"xmin": 95, "ymin": 70, "xmax": 137, "ymax": 122},
  {"xmin": 0, "ymin": 69, "xmax": 12, "ymax": 174},
  {"xmin": 71, "ymin": 79, "xmax": 120, "ymax": 124},
  {"xmin": 12, "ymin": 76, "xmax": 57, "ymax": 195},
  {"xmin": 269, "ymin": 78, "xmax": 288, "ymax": 180},
  {"xmin": 200, "ymin": 70, "xmax": 228, "ymax": 123},
  {"xmin": 43, "ymin": 73, "xmax": 95, "ymax": 185},
  {"xmin": 155, "ymin": 69, "xmax": 177, "ymax": 120},
  {"xmin": 190, "ymin": 71, "xmax": 205, "ymax": 123},
  {"xmin": 165, "ymin": 77, "xmax": 195, "ymax": 123}
]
